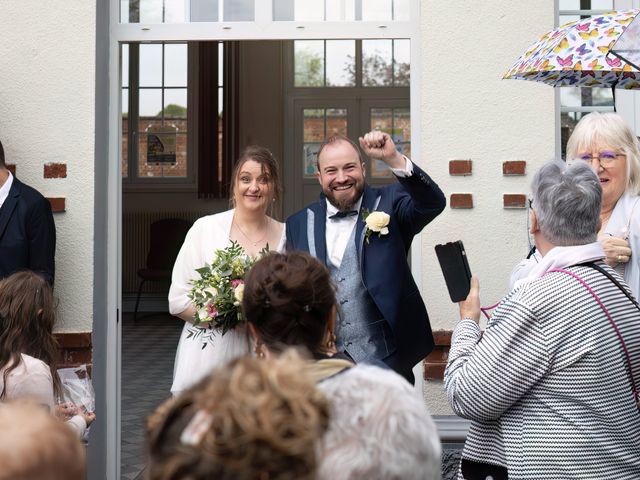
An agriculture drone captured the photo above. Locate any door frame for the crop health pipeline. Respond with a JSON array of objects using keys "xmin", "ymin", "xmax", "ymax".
[{"xmin": 96, "ymin": 2, "xmax": 424, "ymax": 477}]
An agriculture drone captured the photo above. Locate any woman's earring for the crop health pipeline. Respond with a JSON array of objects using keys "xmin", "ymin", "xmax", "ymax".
[
  {"xmin": 326, "ymin": 332, "xmax": 337, "ymax": 349},
  {"xmin": 254, "ymin": 342, "xmax": 266, "ymax": 359}
]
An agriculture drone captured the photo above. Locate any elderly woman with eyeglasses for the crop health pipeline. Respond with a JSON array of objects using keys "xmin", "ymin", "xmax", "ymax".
[
  {"xmin": 511, "ymin": 112, "xmax": 640, "ymax": 299},
  {"xmin": 447, "ymin": 160, "xmax": 640, "ymax": 480}
]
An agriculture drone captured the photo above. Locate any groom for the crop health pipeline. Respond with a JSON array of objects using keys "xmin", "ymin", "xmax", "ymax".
[{"xmin": 286, "ymin": 131, "xmax": 445, "ymax": 383}]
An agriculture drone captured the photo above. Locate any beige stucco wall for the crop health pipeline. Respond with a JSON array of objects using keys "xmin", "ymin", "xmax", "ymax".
[
  {"xmin": 0, "ymin": 1, "xmax": 96, "ymax": 332},
  {"xmin": 419, "ymin": 1, "xmax": 556, "ymax": 413}
]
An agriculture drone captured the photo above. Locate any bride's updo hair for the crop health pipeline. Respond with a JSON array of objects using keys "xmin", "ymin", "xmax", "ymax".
[
  {"xmin": 229, "ymin": 145, "xmax": 282, "ymax": 207},
  {"xmin": 242, "ymin": 252, "xmax": 336, "ymax": 356}
]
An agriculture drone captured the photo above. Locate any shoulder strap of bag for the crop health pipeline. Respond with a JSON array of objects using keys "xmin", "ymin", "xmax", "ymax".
[
  {"xmin": 579, "ymin": 261, "xmax": 640, "ymax": 312},
  {"xmin": 546, "ymin": 265, "xmax": 640, "ymax": 412}
]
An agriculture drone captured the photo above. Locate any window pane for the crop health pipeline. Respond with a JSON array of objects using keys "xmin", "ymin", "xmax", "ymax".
[
  {"xmin": 363, "ymin": 40, "xmax": 393, "ymax": 86},
  {"xmin": 362, "ymin": 0, "xmax": 392, "ymax": 21},
  {"xmin": 292, "ymin": 0, "xmax": 324, "ymax": 21},
  {"xmin": 163, "ymin": 89, "xmax": 188, "ymax": 120},
  {"xmin": 326, "ymin": 41, "xmax": 355, "ymax": 87},
  {"xmin": 303, "ymin": 143, "xmax": 321, "ymax": 177},
  {"xmin": 559, "ymin": 15, "xmax": 580, "ymax": 27},
  {"xmin": 164, "ymin": 44, "xmax": 188, "ymax": 86},
  {"xmin": 558, "ymin": 0, "xmax": 613, "ymax": 9},
  {"xmin": 190, "ymin": 0, "xmax": 219, "ymax": 22},
  {"xmin": 393, "ymin": 39, "xmax": 410, "ymax": 86},
  {"xmin": 560, "ymin": 87, "xmax": 613, "ymax": 107},
  {"xmin": 304, "ymin": 109, "xmax": 325, "ymax": 142},
  {"xmin": 122, "ymin": 89, "xmax": 129, "ymax": 124},
  {"xmin": 295, "ymin": 41, "xmax": 325, "ymax": 87},
  {"xmin": 218, "ymin": 88, "xmax": 223, "ymax": 116},
  {"xmin": 218, "ymin": 43, "xmax": 224, "ymax": 86},
  {"xmin": 371, "ymin": 108, "xmax": 392, "ymax": 131},
  {"xmin": 120, "ymin": 0, "xmax": 130, "ymax": 23},
  {"xmin": 326, "ymin": 0, "xmax": 355, "ymax": 21},
  {"xmin": 326, "ymin": 108, "xmax": 347, "ymax": 136},
  {"xmin": 393, "ymin": 108, "xmax": 410, "ymax": 140},
  {"xmin": 561, "ymin": 112, "xmax": 585, "ymax": 157},
  {"xmin": 140, "ymin": 88, "xmax": 163, "ymax": 117},
  {"xmin": 224, "ymin": 0, "xmax": 254, "ymax": 21},
  {"xmin": 121, "ymin": 44, "xmax": 129, "ymax": 87},
  {"xmin": 164, "ymin": 0, "xmax": 188, "ymax": 22},
  {"xmin": 139, "ymin": 0, "xmax": 163, "ymax": 23},
  {"xmin": 139, "ymin": 44, "xmax": 163, "ymax": 87},
  {"xmin": 161, "ymin": 133, "xmax": 188, "ymax": 177},
  {"xmin": 393, "ymin": 0, "xmax": 410, "ymax": 21},
  {"xmin": 121, "ymin": 88, "xmax": 129, "ymax": 178}
]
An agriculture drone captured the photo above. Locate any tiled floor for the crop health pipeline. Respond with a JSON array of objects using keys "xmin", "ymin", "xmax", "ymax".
[{"xmin": 121, "ymin": 313, "xmax": 183, "ymax": 480}]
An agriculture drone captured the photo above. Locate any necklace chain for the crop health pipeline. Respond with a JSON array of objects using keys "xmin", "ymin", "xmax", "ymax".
[{"xmin": 233, "ymin": 217, "xmax": 269, "ymax": 246}]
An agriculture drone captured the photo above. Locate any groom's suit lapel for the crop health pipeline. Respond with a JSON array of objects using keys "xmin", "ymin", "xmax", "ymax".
[
  {"xmin": 356, "ymin": 185, "xmax": 381, "ymax": 261},
  {"xmin": 311, "ymin": 197, "xmax": 328, "ymax": 265}
]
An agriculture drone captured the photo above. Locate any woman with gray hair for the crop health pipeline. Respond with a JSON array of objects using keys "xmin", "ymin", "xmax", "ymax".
[
  {"xmin": 446, "ymin": 160, "xmax": 640, "ymax": 479},
  {"xmin": 511, "ymin": 112, "xmax": 640, "ymax": 298}
]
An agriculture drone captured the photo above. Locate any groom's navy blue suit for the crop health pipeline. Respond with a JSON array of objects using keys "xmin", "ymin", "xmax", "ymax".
[{"xmin": 286, "ymin": 163, "xmax": 445, "ymax": 382}]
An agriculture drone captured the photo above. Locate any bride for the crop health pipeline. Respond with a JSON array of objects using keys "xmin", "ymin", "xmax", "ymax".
[{"xmin": 168, "ymin": 146, "xmax": 285, "ymax": 395}]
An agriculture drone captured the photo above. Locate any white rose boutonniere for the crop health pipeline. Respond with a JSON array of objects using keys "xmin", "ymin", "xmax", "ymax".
[{"xmin": 362, "ymin": 209, "xmax": 390, "ymax": 244}]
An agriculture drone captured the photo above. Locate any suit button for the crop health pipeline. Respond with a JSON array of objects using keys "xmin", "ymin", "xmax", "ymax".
[
  {"xmin": 346, "ymin": 342, "xmax": 352, "ymax": 347},
  {"xmin": 485, "ymin": 476, "xmax": 494, "ymax": 480}
]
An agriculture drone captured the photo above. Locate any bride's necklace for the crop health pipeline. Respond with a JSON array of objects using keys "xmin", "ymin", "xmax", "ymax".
[{"xmin": 233, "ymin": 217, "xmax": 269, "ymax": 246}]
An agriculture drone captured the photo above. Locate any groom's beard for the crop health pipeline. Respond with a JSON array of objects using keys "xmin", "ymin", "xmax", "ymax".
[{"xmin": 323, "ymin": 177, "xmax": 365, "ymax": 212}]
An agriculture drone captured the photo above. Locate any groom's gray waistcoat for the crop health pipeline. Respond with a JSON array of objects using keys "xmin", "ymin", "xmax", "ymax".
[{"xmin": 327, "ymin": 226, "xmax": 395, "ymax": 362}]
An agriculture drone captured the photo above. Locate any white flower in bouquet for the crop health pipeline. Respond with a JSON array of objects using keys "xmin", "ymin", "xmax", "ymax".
[{"xmin": 188, "ymin": 241, "xmax": 267, "ymax": 335}]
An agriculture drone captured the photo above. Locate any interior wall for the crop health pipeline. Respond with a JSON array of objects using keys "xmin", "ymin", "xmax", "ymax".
[{"xmin": 122, "ymin": 40, "xmax": 285, "ymax": 216}]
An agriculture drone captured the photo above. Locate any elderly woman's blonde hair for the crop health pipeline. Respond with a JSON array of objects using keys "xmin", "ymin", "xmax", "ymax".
[
  {"xmin": 146, "ymin": 351, "xmax": 330, "ymax": 480},
  {"xmin": 566, "ymin": 111, "xmax": 640, "ymax": 195}
]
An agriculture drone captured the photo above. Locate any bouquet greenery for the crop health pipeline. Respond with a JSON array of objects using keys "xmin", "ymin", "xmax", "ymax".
[{"xmin": 188, "ymin": 241, "xmax": 266, "ymax": 335}]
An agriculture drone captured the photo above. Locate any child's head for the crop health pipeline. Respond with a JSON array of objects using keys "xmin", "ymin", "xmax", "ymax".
[{"xmin": 0, "ymin": 401, "xmax": 86, "ymax": 480}]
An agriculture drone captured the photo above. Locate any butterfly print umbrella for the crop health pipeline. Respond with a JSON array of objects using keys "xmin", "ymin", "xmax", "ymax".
[{"xmin": 503, "ymin": 9, "xmax": 640, "ymax": 90}]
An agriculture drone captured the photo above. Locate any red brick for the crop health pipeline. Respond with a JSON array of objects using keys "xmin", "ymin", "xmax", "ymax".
[
  {"xmin": 450, "ymin": 193, "xmax": 473, "ymax": 209},
  {"xmin": 449, "ymin": 160, "xmax": 472, "ymax": 176},
  {"xmin": 503, "ymin": 160, "xmax": 526, "ymax": 176},
  {"xmin": 6, "ymin": 164, "xmax": 16, "ymax": 175},
  {"xmin": 423, "ymin": 362, "xmax": 446, "ymax": 381},
  {"xmin": 55, "ymin": 332, "xmax": 91, "ymax": 348},
  {"xmin": 425, "ymin": 347, "xmax": 449, "ymax": 363},
  {"xmin": 44, "ymin": 163, "xmax": 67, "ymax": 179},
  {"xmin": 47, "ymin": 197, "xmax": 66, "ymax": 213},
  {"xmin": 432, "ymin": 330, "xmax": 452, "ymax": 346},
  {"xmin": 59, "ymin": 348, "xmax": 92, "ymax": 366},
  {"xmin": 503, "ymin": 194, "xmax": 527, "ymax": 209}
]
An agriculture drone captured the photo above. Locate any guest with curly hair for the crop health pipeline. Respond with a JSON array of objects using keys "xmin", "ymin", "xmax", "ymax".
[
  {"xmin": 146, "ymin": 353, "xmax": 330, "ymax": 480},
  {"xmin": 242, "ymin": 251, "xmax": 354, "ymax": 382}
]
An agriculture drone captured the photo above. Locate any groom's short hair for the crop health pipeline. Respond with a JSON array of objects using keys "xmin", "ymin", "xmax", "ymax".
[{"xmin": 316, "ymin": 134, "xmax": 364, "ymax": 170}]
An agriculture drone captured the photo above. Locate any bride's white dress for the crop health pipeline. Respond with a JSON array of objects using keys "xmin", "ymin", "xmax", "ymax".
[{"xmin": 168, "ymin": 209, "xmax": 285, "ymax": 395}]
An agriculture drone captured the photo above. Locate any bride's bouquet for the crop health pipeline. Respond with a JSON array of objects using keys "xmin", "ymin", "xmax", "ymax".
[{"xmin": 188, "ymin": 241, "xmax": 266, "ymax": 335}]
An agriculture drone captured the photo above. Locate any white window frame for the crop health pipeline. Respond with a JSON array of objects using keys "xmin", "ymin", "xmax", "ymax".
[{"xmin": 104, "ymin": 2, "xmax": 427, "ymax": 478}]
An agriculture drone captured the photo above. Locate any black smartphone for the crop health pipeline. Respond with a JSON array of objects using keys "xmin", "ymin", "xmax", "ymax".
[{"xmin": 435, "ymin": 240, "xmax": 472, "ymax": 303}]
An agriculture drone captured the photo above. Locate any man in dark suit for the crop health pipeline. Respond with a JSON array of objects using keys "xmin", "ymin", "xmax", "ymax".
[
  {"xmin": 0, "ymin": 140, "xmax": 56, "ymax": 284},
  {"xmin": 286, "ymin": 131, "xmax": 445, "ymax": 382}
]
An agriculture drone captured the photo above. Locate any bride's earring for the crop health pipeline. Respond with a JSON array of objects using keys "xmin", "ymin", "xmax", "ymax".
[
  {"xmin": 254, "ymin": 341, "xmax": 266, "ymax": 359},
  {"xmin": 326, "ymin": 332, "xmax": 337, "ymax": 349}
]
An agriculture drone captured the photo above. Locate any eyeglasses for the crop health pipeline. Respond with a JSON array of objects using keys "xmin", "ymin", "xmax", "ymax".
[{"xmin": 572, "ymin": 151, "xmax": 625, "ymax": 167}]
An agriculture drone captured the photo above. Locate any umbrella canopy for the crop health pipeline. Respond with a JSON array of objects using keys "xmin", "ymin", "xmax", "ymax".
[
  {"xmin": 504, "ymin": 9, "xmax": 640, "ymax": 89},
  {"xmin": 611, "ymin": 13, "xmax": 640, "ymax": 71}
]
